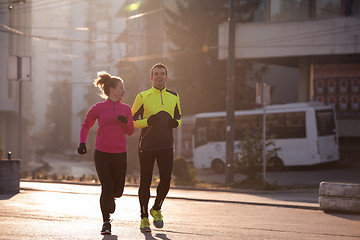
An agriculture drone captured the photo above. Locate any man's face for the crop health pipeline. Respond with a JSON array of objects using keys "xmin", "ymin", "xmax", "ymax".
[{"xmin": 151, "ymin": 67, "xmax": 167, "ymax": 90}]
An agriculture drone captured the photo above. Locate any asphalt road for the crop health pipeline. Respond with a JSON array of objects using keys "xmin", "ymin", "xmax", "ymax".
[{"xmin": 0, "ymin": 181, "xmax": 359, "ymax": 239}]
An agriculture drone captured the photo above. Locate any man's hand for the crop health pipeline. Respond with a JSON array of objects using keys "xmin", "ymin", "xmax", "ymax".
[
  {"xmin": 118, "ymin": 115, "xmax": 128, "ymax": 124},
  {"xmin": 147, "ymin": 114, "xmax": 159, "ymax": 126},
  {"xmin": 168, "ymin": 118, "xmax": 179, "ymax": 128},
  {"xmin": 77, "ymin": 143, "xmax": 87, "ymax": 154}
]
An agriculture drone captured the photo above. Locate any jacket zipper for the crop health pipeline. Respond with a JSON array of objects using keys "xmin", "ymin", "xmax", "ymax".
[{"xmin": 160, "ymin": 89, "xmax": 163, "ymax": 105}]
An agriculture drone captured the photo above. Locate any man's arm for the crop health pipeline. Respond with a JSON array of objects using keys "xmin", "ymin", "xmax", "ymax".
[
  {"xmin": 173, "ymin": 94, "xmax": 182, "ymax": 127},
  {"xmin": 131, "ymin": 94, "xmax": 149, "ymax": 128}
]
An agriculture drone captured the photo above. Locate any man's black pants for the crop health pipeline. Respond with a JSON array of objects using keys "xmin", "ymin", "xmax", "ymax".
[{"xmin": 138, "ymin": 148, "xmax": 173, "ymax": 218}]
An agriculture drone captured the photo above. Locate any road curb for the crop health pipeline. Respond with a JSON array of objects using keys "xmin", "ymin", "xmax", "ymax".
[{"xmin": 319, "ymin": 181, "xmax": 360, "ymax": 214}]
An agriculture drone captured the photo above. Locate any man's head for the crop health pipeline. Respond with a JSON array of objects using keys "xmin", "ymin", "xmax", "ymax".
[{"xmin": 150, "ymin": 63, "xmax": 168, "ymax": 90}]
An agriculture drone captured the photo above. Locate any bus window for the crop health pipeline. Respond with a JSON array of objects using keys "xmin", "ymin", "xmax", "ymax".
[
  {"xmin": 194, "ymin": 118, "xmax": 208, "ymax": 148},
  {"xmin": 235, "ymin": 115, "xmax": 261, "ymax": 139},
  {"xmin": 267, "ymin": 112, "xmax": 306, "ymax": 139},
  {"xmin": 267, "ymin": 113, "xmax": 286, "ymax": 138},
  {"xmin": 316, "ymin": 110, "xmax": 336, "ymax": 136},
  {"xmin": 285, "ymin": 112, "xmax": 306, "ymax": 138},
  {"xmin": 208, "ymin": 117, "xmax": 226, "ymax": 142}
]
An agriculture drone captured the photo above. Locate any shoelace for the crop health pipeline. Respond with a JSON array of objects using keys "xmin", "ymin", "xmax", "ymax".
[
  {"xmin": 154, "ymin": 210, "xmax": 162, "ymax": 220},
  {"xmin": 142, "ymin": 218, "xmax": 150, "ymax": 227}
]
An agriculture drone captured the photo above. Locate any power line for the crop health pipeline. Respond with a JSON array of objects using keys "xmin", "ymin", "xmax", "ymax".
[
  {"xmin": 0, "ymin": 21, "xmax": 168, "ymax": 43},
  {"xmin": 0, "ymin": 23, "xmax": 118, "ymax": 43},
  {"xmin": 0, "ymin": 0, "xmax": 88, "ymax": 15},
  {"xmin": 3, "ymin": 1, "xmax": 359, "ymax": 55}
]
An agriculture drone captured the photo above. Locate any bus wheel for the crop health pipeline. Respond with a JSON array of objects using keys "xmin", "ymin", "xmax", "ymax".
[
  {"xmin": 212, "ymin": 159, "xmax": 225, "ymax": 174},
  {"xmin": 267, "ymin": 157, "xmax": 284, "ymax": 172}
]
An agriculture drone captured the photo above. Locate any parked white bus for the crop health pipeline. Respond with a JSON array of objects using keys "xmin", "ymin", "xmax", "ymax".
[{"xmin": 192, "ymin": 102, "xmax": 339, "ymax": 173}]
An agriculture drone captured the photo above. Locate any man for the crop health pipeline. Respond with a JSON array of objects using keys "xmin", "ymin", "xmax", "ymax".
[{"xmin": 131, "ymin": 63, "xmax": 181, "ymax": 232}]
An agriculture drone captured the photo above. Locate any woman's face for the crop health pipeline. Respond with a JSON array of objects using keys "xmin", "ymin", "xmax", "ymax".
[{"xmin": 111, "ymin": 81, "xmax": 125, "ymax": 101}]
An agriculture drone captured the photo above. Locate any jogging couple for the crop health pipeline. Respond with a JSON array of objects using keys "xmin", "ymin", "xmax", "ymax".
[{"xmin": 77, "ymin": 63, "xmax": 181, "ymax": 235}]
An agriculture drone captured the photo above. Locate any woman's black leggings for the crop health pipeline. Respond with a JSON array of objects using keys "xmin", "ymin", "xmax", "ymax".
[
  {"xmin": 94, "ymin": 150, "xmax": 127, "ymax": 222},
  {"xmin": 138, "ymin": 148, "xmax": 173, "ymax": 218}
]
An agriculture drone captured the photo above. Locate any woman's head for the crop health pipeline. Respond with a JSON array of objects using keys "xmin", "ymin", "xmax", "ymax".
[{"xmin": 93, "ymin": 71, "xmax": 124, "ymax": 100}]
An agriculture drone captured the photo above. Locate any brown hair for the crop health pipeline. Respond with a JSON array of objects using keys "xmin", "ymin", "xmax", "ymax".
[
  {"xmin": 93, "ymin": 71, "xmax": 123, "ymax": 99},
  {"xmin": 150, "ymin": 63, "xmax": 168, "ymax": 78}
]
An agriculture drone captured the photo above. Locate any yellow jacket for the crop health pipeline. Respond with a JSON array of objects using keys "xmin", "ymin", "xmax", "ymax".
[{"xmin": 131, "ymin": 86, "xmax": 181, "ymax": 151}]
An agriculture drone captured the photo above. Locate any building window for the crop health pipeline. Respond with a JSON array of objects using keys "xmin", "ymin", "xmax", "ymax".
[
  {"xmin": 315, "ymin": 0, "xmax": 342, "ymax": 18},
  {"xmin": 260, "ymin": 0, "xmax": 360, "ymax": 23},
  {"xmin": 252, "ymin": 0, "xmax": 268, "ymax": 22},
  {"xmin": 270, "ymin": 0, "xmax": 310, "ymax": 21}
]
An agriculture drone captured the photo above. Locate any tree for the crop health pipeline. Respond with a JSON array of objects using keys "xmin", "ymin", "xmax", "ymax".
[
  {"xmin": 164, "ymin": 0, "xmax": 265, "ymax": 114},
  {"xmin": 43, "ymin": 79, "xmax": 72, "ymax": 153},
  {"xmin": 236, "ymin": 127, "xmax": 281, "ymax": 182}
]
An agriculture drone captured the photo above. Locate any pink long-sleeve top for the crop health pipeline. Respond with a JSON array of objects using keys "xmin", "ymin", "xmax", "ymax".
[{"xmin": 80, "ymin": 99, "xmax": 134, "ymax": 153}]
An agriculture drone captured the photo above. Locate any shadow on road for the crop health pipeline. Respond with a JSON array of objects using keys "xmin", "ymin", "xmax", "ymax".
[
  {"xmin": 324, "ymin": 211, "xmax": 360, "ymax": 221},
  {"xmin": 141, "ymin": 232, "xmax": 175, "ymax": 240},
  {"xmin": 0, "ymin": 193, "xmax": 17, "ymax": 200},
  {"xmin": 102, "ymin": 234, "xmax": 118, "ymax": 240},
  {"xmin": 155, "ymin": 233, "xmax": 172, "ymax": 240},
  {"xmin": 141, "ymin": 232, "xmax": 157, "ymax": 240}
]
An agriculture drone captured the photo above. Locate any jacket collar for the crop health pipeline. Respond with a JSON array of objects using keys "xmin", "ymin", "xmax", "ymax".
[
  {"xmin": 105, "ymin": 98, "xmax": 120, "ymax": 104},
  {"xmin": 152, "ymin": 86, "xmax": 166, "ymax": 92}
]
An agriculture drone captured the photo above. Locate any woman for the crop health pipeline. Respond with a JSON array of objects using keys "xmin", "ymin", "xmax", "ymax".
[{"xmin": 77, "ymin": 71, "xmax": 134, "ymax": 235}]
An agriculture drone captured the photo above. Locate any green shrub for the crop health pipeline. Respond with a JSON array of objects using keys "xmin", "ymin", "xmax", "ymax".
[
  {"xmin": 173, "ymin": 157, "xmax": 197, "ymax": 185},
  {"xmin": 236, "ymin": 127, "xmax": 281, "ymax": 182}
]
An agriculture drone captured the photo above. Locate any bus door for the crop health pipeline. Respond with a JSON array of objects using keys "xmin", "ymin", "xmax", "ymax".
[{"xmin": 315, "ymin": 109, "xmax": 339, "ymax": 163}]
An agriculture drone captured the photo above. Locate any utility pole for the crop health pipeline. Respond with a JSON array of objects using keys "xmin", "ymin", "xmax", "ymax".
[
  {"xmin": 262, "ymin": 83, "xmax": 267, "ymax": 187},
  {"xmin": 8, "ymin": 56, "xmax": 31, "ymax": 159},
  {"xmin": 225, "ymin": 0, "xmax": 235, "ymax": 184},
  {"xmin": 17, "ymin": 57, "xmax": 22, "ymax": 159}
]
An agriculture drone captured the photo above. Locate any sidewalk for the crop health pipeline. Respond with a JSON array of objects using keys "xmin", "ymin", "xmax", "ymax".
[{"xmin": 197, "ymin": 167, "xmax": 360, "ymax": 186}]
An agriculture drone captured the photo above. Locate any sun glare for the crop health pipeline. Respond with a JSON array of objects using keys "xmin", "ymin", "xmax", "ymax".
[
  {"xmin": 75, "ymin": 27, "xmax": 89, "ymax": 31},
  {"xmin": 126, "ymin": 2, "xmax": 140, "ymax": 12}
]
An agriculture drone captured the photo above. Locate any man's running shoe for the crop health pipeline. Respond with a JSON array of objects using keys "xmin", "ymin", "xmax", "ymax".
[
  {"xmin": 150, "ymin": 207, "xmax": 164, "ymax": 229},
  {"xmin": 101, "ymin": 221, "xmax": 111, "ymax": 235},
  {"xmin": 140, "ymin": 217, "xmax": 151, "ymax": 232}
]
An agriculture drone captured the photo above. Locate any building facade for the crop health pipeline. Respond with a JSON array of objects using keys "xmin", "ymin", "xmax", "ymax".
[{"xmin": 219, "ymin": 0, "xmax": 360, "ymax": 154}]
